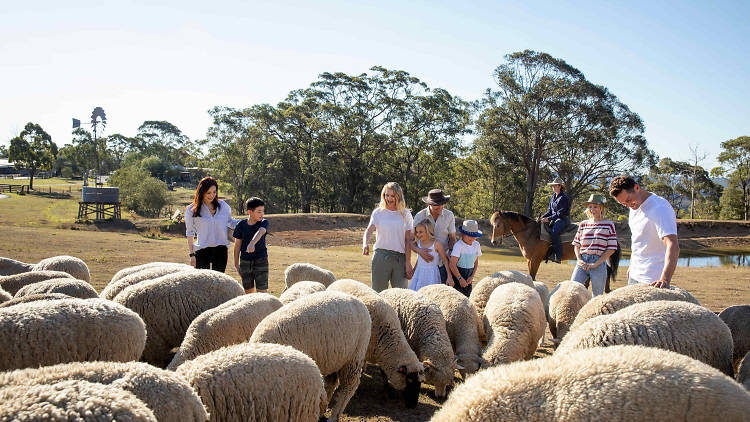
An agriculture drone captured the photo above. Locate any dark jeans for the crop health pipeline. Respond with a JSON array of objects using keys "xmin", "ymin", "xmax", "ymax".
[
  {"xmin": 453, "ymin": 267, "xmax": 474, "ymax": 297},
  {"xmin": 549, "ymin": 217, "xmax": 569, "ymax": 260},
  {"xmin": 439, "ymin": 265, "xmax": 448, "ymax": 284},
  {"xmin": 195, "ymin": 245, "xmax": 228, "ymax": 273}
]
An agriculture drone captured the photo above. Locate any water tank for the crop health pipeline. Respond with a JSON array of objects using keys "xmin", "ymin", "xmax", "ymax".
[{"xmin": 82, "ymin": 187, "xmax": 119, "ymax": 203}]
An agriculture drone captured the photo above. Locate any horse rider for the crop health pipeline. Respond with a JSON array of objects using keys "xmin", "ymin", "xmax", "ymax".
[{"xmin": 540, "ymin": 177, "xmax": 570, "ymax": 263}]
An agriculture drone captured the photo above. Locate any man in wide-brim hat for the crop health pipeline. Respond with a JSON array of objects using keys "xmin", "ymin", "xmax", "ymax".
[
  {"xmin": 540, "ymin": 177, "xmax": 570, "ymax": 263},
  {"xmin": 411, "ymin": 189, "xmax": 457, "ymax": 284}
]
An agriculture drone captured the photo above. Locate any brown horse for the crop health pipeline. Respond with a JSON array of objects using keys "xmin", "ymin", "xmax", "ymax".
[{"xmin": 489, "ymin": 210, "xmax": 620, "ymax": 292}]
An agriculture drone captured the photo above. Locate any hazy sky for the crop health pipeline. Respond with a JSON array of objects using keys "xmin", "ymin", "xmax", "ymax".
[{"xmin": 2, "ymin": 0, "xmax": 748, "ymax": 170}]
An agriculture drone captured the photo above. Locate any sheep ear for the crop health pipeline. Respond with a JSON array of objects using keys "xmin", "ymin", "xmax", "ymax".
[{"xmin": 397, "ymin": 365, "xmax": 407, "ymax": 374}]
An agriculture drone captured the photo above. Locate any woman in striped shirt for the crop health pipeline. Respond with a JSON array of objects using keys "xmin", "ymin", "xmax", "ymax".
[{"xmin": 571, "ymin": 194, "xmax": 618, "ymax": 296}]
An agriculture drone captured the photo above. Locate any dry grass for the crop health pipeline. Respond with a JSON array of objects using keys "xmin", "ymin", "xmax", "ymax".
[{"xmin": 1, "ymin": 193, "xmax": 749, "ymax": 421}]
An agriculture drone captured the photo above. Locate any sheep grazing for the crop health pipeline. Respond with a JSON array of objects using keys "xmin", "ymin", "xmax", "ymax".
[
  {"xmin": 167, "ymin": 293, "xmax": 283, "ymax": 370},
  {"xmin": 718, "ymin": 304, "xmax": 750, "ymax": 368},
  {"xmin": 532, "ymin": 280, "xmax": 550, "ymax": 345},
  {"xmin": 279, "ymin": 280, "xmax": 326, "ymax": 305},
  {"xmin": 327, "ymin": 279, "xmax": 424, "ymax": 408},
  {"xmin": 284, "ymin": 263, "xmax": 336, "ymax": 289},
  {"xmin": 113, "ymin": 269, "xmax": 244, "ymax": 368},
  {"xmin": 482, "ymin": 282, "xmax": 546, "ymax": 366},
  {"xmin": 32, "ymin": 255, "xmax": 91, "ymax": 283},
  {"xmin": 739, "ymin": 351, "xmax": 750, "ymax": 390},
  {"xmin": 249, "ymin": 291, "xmax": 371, "ymax": 422},
  {"xmin": 547, "ymin": 280, "xmax": 592, "ymax": 342},
  {"xmin": 557, "ymin": 300, "xmax": 735, "ymax": 376},
  {"xmin": 0, "ymin": 292, "xmax": 71, "ymax": 308},
  {"xmin": 15, "ymin": 278, "xmax": 99, "ymax": 299},
  {"xmin": 430, "ymin": 345, "xmax": 750, "ymax": 421},
  {"xmin": 0, "ymin": 298, "xmax": 146, "ymax": 371},
  {"xmin": 419, "ymin": 283, "xmax": 484, "ymax": 379},
  {"xmin": 177, "ymin": 342, "xmax": 327, "ymax": 422},
  {"xmin": 470, "ymin": 270, "xmax": 535, "ymax": 343},
  {"xmin": 0, "ymin": 360, "xmax": 208, "ymax": 422},
  {"xmin": 101, "ymin": 263, "xmax": 195, "ymax": 300},
  {"xmin": 0, "ymin": 270, "xmax": 74, "ymax": 295},
  {"xmin": 0, "ymin": 287, "xmax": 10, "ymax": 304},
  {"xmin": 569, "ymin": 283, "xmax": 701, "ymax": 333},
  {"xmin": 0, "ymin": 257, "xmax": 34, "ymax": 276},
  {"xmin": 380, "ymin": 288, "xmax": 455, "ymax": 399},
  {"xmin": 0, "ymin": 380, "xmax": 157, "ymax": 421}
]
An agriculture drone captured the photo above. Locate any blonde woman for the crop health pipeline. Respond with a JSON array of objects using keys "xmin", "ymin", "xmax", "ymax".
[
  {"xmin": 363, "ymin": 182, "xmax": 414, "ymax": 292},
  {"xmin": 571, "ymin": 194, "xmax": 618, "ymax": 296}
]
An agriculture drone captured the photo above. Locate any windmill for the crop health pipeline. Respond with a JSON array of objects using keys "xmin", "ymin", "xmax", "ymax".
[{"xmin": 72, "ymin": 107, "xmax": 107, "ymax": 186}]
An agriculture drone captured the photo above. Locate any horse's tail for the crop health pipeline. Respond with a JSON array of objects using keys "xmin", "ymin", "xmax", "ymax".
[{"xmin": 606, "ymin": 241, "xmax": 622, "ymax": 293}]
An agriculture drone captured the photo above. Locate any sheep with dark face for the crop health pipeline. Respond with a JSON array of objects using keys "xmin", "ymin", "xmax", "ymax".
[{"xmin": 327, "ymin": 279, "xmax": 424, "ymax": 408}]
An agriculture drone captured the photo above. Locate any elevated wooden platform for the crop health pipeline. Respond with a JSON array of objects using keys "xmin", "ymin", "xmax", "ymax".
[{"xmin": 77, "ymin": 202, "xmax": 121, "ymax": 221}]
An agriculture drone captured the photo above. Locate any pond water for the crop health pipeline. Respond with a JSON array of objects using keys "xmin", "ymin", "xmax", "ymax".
[{"xmin": 570, "ymin": 254, "xmax": 750, "ymax": 268}]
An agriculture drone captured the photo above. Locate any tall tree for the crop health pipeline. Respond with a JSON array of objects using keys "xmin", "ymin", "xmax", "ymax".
[
  {"xmin": 476, "ymin": 50, "xmax": 655, "ymax": 215},
  {"xmin": 107, "ymin": 133, "xmax": 139, "ymax": 169},
  {"xmin": 8, "ymin": 123, "xmax": 57, "ymax": 189},
  {"xmin": 136, "ymin": 121, "xmax": 196, "ymax": 166},
  {"xmin": 717, "ymin": 136, "xmax": 750, "ymax": 220},
  {"xmin": 687, "ymin": 144, "xmax": 709, "ymax": 219}
]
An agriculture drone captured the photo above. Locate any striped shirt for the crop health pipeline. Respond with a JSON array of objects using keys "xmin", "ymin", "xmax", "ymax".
[{"xmin": 572, "ymin": 219, "xmax": 618, "ymax": 255}]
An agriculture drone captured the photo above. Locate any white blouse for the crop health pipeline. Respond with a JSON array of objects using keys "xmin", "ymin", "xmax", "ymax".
[{"xmin": 185, "ymin": 199, "xmax": 240, "ymax": 250}]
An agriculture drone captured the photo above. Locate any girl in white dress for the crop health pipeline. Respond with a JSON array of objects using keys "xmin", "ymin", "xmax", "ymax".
[{"xmin": 408, "ymin": 220, "xmax": 451, "ymax": 291}]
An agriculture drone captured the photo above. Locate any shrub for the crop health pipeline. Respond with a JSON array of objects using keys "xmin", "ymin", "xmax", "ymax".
[
  {"xmin": 61, "ymin": 167, "xmax": 73, "ymax": 179},
  {"xmin": 135, "ymin": 178, "xmax": 169, "ymax": 217},
  {"xmin": 110, "ymin": 165, "xmax": 169, "ymax": 217}
]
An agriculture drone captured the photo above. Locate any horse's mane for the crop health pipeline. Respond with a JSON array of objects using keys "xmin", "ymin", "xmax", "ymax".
[{"xmin": 491, "ymin": 210, "xmax": 535, "ymax": 225}]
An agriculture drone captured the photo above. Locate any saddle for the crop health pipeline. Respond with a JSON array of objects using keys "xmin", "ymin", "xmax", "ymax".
[{"xmin": 539, "ymin": 222, "xmax": 578, "ymax": 244}]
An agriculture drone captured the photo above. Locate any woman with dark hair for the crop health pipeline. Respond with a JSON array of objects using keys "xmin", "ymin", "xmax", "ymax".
[{"xmin": 185, "ymin": 176, "xmax": 239, "ymax": 272}]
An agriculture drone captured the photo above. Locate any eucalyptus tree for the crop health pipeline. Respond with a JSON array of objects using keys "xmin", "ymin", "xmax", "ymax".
[
  {"xmin": 476, "ymin": 50, "xmax": 655, "ymax": 215},
  {"xmin": 136, "ymin": 121, "xmax": 197, "ymax": 167},
  {"xmin": 8, "ymin": 122, "xmax": 57, "ymax": 189},
  {"xmin": 717, "ymin": 136, "xmax": 750, "ymax": 219}
]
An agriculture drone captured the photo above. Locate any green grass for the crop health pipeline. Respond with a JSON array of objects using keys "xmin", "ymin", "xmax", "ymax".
[{"xmin": 0, "ymin": 177, "xmax": 84, "ymax": 186}]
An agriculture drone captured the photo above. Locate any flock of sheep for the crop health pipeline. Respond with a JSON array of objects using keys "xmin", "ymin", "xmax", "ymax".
[{"xmin": 0, "ymin": 255, "xmax": 749, "ymax": 421}]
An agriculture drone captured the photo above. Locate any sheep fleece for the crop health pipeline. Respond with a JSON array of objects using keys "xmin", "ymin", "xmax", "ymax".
[
  {"xmin": 557, "ymin": 300, "xmax": 734, "ymax": 376},
  {"xmin": 547, "ymin": 280, "xmax": 591, "ymax": 341},
  {"xmin": 0, "ymin": 298, "xmax": 146, "ymax": 371},
  {"xmin": 718, "ymin": 304, "xmax": 750, "ymax": 366},
  {"xmin": 15, "ymin": 278, "xmax": 99, "ymax": 299},
  {"xmin": 32, "ymin": 255, "xmax": 91, "ymax": 283},
  {"xmin": 177, "ymin": 342, "xmax": 327, "ymax": 422},
  {"xmin": 431, "ymin": 345, "xmax": 750, "ymax": 421},
  {"xmin": 0, "ymin": 360, "xmax": 208, "ymax": 422},
  {"xmin": 0, "ymin": 270, "xmax": 75, "ymax": 295},
  {"xmin": 283, "ymin": 263, "xmax": 336, "ymax": 289},
  {"xmin": 279, "ymin": 280, "xmax": 326, "ymax": 305},
  {"xmin": 101, "ymin": 263, "xmax": 195, "ymax": 300}
]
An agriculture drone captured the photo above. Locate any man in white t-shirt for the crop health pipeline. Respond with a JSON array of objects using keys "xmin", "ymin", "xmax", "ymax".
[
  {"xmin": 412, "ymin": 189, "xmax": 457, "ymax": 284},
  {"xmin": 609, "ymin": 175, "xmax": 679, "ymax": 288}
]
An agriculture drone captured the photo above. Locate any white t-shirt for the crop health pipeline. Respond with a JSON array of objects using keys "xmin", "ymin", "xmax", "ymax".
[
  {"xmin": 628, "ymin": 193, "xmax": 678, "ymax": 284},
  {"xmin": 370, "ymin": 208, "xmax": 414, "ymax": 254},
  {"xmin": 413, "ymin": 207, "xmax": 456, "ymax": 266},
  {"xmin": 451, "ymin": 239, "xmax": 482, "ymax": 269}
]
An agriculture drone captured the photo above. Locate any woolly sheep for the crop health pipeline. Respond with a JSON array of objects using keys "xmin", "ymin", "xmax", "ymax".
[
  {"xmin": 430, "ymin": 345, "xmax": 750, "ymax": 421},
  {"xmin": 109, "ymin": 261, "xmax": 191, "ymax": 283},
  {"xmin": 470, "ymin": 270, "xmax": 535, "ymax": 343},
  {"xmin": 569, "ymin": 283, "xmax": 701, "ymax": 333},
  {"xmin": 0, "ymin": 298, "xmax": 146, "ymax": 371},
  {"xmin": 327, "ymin": 279, "xmax": 423, "ymax": 408},
  {"xmin": 0, "ymin": 292, "xmax": 71, "ymax": 308},
  {"xmin": 177, "ymin": 342, "xmax": 327, "ymax": 422},
  {"xmin": 419, "ymin": 283, "xmax": 484, "ymax": 378},
  {"xmin": 101, "ymin": 263, "xmax": 195, "ymax": 300},
  {"xmin": 167, "ymin": 293, "xmax": 283, "ymax": 370},
  {"xmin": 718, "ymin": 304, "xmax": 750, "ymax": 368},
  {"xmin": 0, "ymin": 270, "xmax": 74, "ymax": 295},
  {"xmin": 15, "ymin": 277, "xmax": 99, "ymax": 299},
  {"xmin": 532, "ymin": 280, "xmax": 549, "ymax": 345},
  {"xmin": 0, "ymin": 360, "xmax": 208, "ymax": 422},
  {"xmin": 739, "ymin": 351, "xmax": 750, "ymax": 390},
  {"xmin": 557, "ymin": 300, "xmax": 734, "ymax": 376},
  {"xmin": 249, "ymin": 291, "xmax": 371, "ymax": 422},
  {"xmin": 113, "ymin": 269, "xmax": 244, "ymax": 367},
  {"xmin": 547, "ymin": 280, "xmax": 592, "ymax": 342},
  {"xmin": 279, "ymin": 280, "xmax": 326, "ymax": 305},
  {"xmin": 0, "ymin": 287, "xmax": 10, "ymax": 304},
  {"xmin": 32, "ymin": 255, "xmax": 91, "ymax": 283},
  {"xmin": 482, "ymin": 282, "xmax": 546, "ymax": 365},
  {"xmin": 284, "ymin": 262, "xmax": 336, "ymax": 289},
  {"xmin": 0, "ymin": 380, "xmax": 157, "ymax": 421},
  {"xmin": 0, "ymin": 257, "xmax": 34, "ymax": 276},
  {"xmin": 380, "ymin": 288, "xmax": 455, "ymax": 399}
]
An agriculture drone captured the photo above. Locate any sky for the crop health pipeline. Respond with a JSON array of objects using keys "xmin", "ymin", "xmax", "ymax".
[{"xmin": 1, "ymin": 0, "xmax": 748, "ymax": 171}]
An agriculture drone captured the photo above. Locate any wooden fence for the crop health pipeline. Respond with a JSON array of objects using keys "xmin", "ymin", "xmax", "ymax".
[{"xmin": 0, "ymin": 184, "xmax": 27, "ymax": 194}]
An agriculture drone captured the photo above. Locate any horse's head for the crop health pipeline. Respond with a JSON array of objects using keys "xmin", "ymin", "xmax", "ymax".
[{"xmin": 489, "ymin": 211, "xmax": 507, "ymax": 246}]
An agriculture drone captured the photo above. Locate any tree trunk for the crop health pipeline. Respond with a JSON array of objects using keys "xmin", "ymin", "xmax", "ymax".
[{"xmin": 29, "ymin": 171, "xmax": 35, "ymax": 190}]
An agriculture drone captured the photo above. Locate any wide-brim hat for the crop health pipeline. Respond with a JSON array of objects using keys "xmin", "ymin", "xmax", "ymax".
[
  {"xmin": 422, "ymin": 189, "xmax": 450, "ymax": 205},
  {"xmin": 583, "ymin": 194, "xmax": 607, "ymax": 207},
  {"xmin": 547, "ymin": 177, "xmax": 565, "ymax": 186},
  {"xmin": 458, "ymin": 220, "xmax": 483, "ymax": 237}
]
